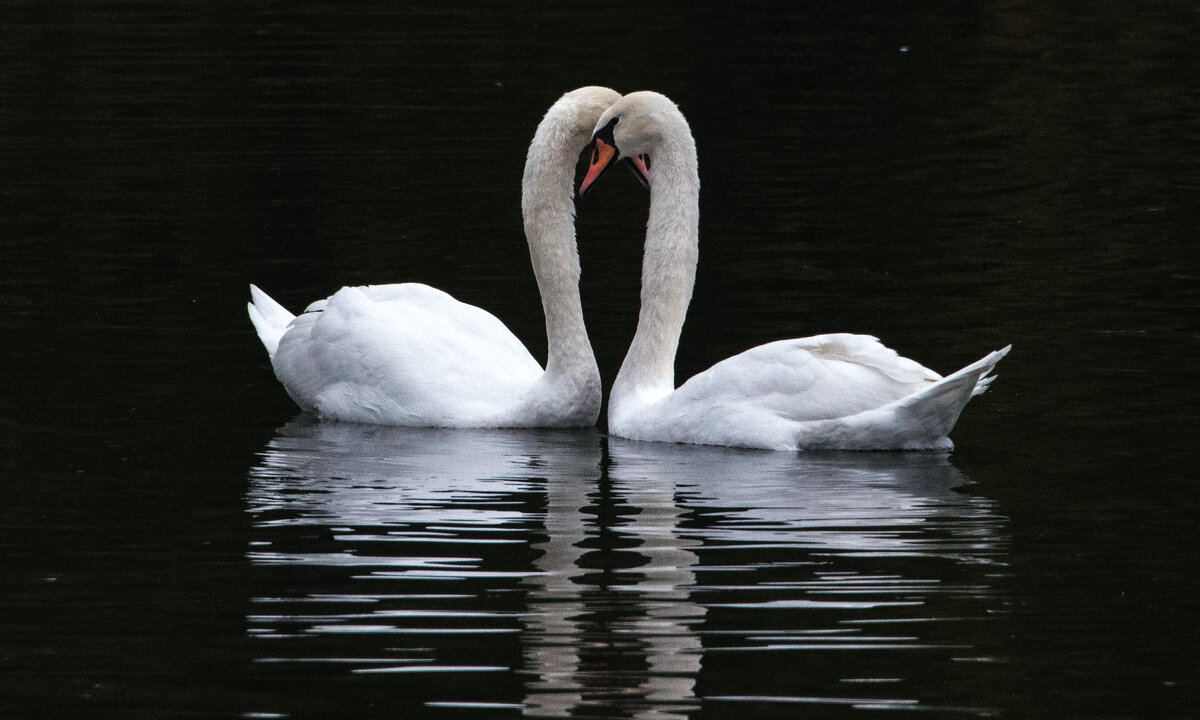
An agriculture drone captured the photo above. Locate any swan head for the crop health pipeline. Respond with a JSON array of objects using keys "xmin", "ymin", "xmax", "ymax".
[
  {"xmin": 579, "ymin": 91, "xmax": 686, "ymax": 195},
  {"xmin": 523, "ymin": 85, "xmax": 621, "ymax": 217},
  {"xmin": 525, "ymin": 86, "xmax": 622, "ymax": 175},
  {"xmin": 549, "ymin": 86, "xmax": 623, "ymax": 137}
]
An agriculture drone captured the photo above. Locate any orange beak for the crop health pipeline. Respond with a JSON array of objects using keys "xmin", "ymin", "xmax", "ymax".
[{"xmin": 579, "ymin": 137, "xmax": 617, "ymax": 196}]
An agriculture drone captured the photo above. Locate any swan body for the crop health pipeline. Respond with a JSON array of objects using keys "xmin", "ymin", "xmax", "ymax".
[
  {"xmin": 580, "ymin": 91, "xmax": 1009, "ymax": 450},
  {"xmin": 248, "ymin": 86, "xmax": 621, "ymax": 427}
]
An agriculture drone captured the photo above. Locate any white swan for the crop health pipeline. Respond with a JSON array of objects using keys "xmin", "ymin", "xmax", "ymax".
[
  {"xmin": 247, "ymin": 86, "xmax": 621, "ymax": 427},
  {"xmin": 579, "ymin": 91, "xmax": 1010, "ymax": 450}
]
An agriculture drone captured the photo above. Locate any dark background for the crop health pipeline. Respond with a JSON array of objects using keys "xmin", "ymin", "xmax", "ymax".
[{"xmin": 1, "ymin": 2, "xmax": 1197, "ymax": 718}]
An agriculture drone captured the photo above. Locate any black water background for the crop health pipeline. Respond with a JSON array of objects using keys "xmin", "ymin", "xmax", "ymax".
[{"xmin": 1, "ymin": 2, "xmax": 1198, "ymax": 718}]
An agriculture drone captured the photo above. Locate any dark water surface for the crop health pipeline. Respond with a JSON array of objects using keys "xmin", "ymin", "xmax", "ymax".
[{"xmin": 2, "ymin": 2, "xmax": 1198, "ymax": 719}]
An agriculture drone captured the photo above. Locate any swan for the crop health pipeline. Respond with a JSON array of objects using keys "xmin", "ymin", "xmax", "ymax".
[
  {"xmin": 579, "ymin": 91, "xmax": 1010, "ymax": 450},
  {"xmin": 247, "ymin": 86, "xmax": 621, "ymax": 427}
]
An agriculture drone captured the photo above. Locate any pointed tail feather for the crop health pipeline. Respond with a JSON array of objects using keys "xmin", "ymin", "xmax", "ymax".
[
  {"xmin": 247, "ymin": 284, "xmax": 295, "ymax": 360},
  {"xmin": 970, "ymin": 345, "xmax": 1010, "ymax": 397},
  {"xmin": 793, "ymin": 345, "xmax": 1010, "ymax": 449},
  {"xmin": 888, "ymin": 345, "xmax": 1010, "ymax": 447}
]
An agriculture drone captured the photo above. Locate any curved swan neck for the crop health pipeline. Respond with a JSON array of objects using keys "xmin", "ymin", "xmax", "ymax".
[
  {"xmin": 521, "ymin": 91, "xmax": 609, "ymax": 381},
  {"xmin": 611, "ymin": 111, "xmax": 700, "ymax": 413}
]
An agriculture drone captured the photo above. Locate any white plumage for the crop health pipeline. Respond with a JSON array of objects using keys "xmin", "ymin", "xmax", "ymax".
[
  {"xmin": 248, "ymin": 86, "xmax": 622, "ymax": 428},
  {"xmin": 580, "ymin": 91, "xmax": 1009, "ymax": 450}
]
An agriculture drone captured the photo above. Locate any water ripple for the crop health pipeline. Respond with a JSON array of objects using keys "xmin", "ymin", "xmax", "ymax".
[{"xmin": 245, "ymin": 419, "xmax": 1009, "ymax": 718}]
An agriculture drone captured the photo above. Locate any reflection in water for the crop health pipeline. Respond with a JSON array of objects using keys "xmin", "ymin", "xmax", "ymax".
[
  {"xmin": 521, "ymin": 440, "xmax": 706, "ymax": 719},
  {"xmin": 246, "ymin": 419, "xmax": 1009, "ymax": 718}
]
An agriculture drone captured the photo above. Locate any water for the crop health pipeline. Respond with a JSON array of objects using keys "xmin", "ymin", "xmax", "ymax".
[
  {"xmin": 245, "ymin": 422, "xmax": 1007, "ymax": 718},
  {"xmin": 2, "ymin": 2, "xmax": 1198, "ymax": 719}
]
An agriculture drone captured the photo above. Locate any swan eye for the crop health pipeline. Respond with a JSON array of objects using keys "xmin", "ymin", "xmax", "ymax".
[
  {"xmin": 593, "ymin": 116, "xmax": 619, "ymax": 153},
  {"xmin": 640, "ymin": 154, "xmax": 651, "ymax": 170}
]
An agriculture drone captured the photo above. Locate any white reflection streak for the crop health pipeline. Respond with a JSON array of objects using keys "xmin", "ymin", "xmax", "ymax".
[
  {"xmin": 520, "ymin": 464, "xmax": 589, "ymax": 717},
  {"xmin": 521, "ymin": 443, "xmax": 706, "ymax": 720},
  {"xmin": 615, "ymin": 472, "xmax": 705, "ymax": 719},
  {"xmin": 247, "ymin": 420, "xmax": 604, "ymax": 676}
]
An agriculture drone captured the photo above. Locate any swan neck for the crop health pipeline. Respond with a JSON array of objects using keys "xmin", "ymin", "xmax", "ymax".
[
  {"xmin": 611, "ymin": 127, "xmax": 700, "ymax": 415},
  {"xmin": 521, "ymin": 107, "xmax": 597, "ymax": 383}
]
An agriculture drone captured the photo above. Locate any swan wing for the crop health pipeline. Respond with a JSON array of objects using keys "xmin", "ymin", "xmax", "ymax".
[
  {"xmin": 671, "ymin": 333, "xmax": 940, "ymax": 420},
  {"xmin": 272, "ymin": 284, "xmax": 543, "ymax": 425},
  {"xmin": 615, "ymin": 338, "xmax": 1006, "ymax": 450},
  {"xmin": 612, "ymin": 334, "xmax": 952, "ymax": 449},
  {"xmin": 794, "ymin": 344, "xmax": 1011, "ymax": 450},
  {"xmin": 786, "ymin": 333, "xmax": 943, "ymax": 385}
]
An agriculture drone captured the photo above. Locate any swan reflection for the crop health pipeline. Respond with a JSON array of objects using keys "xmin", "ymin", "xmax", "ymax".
[{"xmin": 246, "ymin": 419, "xmax": 1008, "ymax": 718}]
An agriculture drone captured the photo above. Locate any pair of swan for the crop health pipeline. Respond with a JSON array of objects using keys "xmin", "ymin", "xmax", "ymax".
[{"xmin": 249, "ymin": 88, "xmax": 1009, "ymax": 451}]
